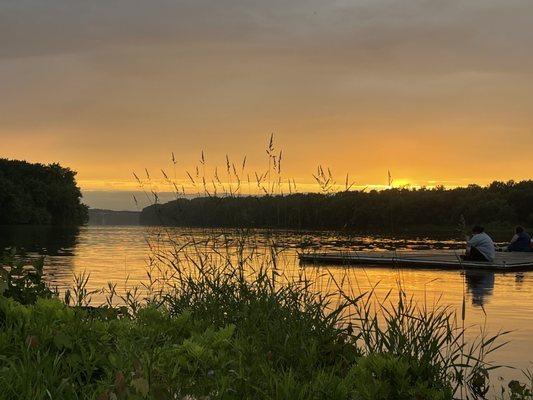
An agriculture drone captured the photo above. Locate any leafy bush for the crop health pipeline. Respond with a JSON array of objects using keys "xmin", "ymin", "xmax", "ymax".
[
  {"xmin": 0, "ymin": 252, "xmax": 54, "ymax": 305},
  {"xmin": 347, "ymin": 353, "xmax": 452, "ymax": 400}
]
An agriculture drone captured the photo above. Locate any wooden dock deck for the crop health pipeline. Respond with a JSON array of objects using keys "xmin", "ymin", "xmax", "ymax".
[{"xmin": 299, "ymin": 250, "xmax": 533, "ymax": 271}]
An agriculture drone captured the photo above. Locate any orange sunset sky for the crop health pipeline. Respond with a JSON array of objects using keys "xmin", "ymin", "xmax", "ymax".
[{"xmin": 1, "ymin": 0, "xmax": 532, "ymax": 210}]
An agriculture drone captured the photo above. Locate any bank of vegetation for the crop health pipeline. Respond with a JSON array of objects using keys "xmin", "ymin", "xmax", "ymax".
[
  {"xmin": 88, "ymin": 209, "xmax": 141, "ymax": 226},
  {"xmin": 0, "ymin": 245, "xmax": 531, "ymax": 399},
  {"xmin": 141, "ymin": 180, "xmax": 533, "ymax": 231},
  {"xmin": 0, "ymin": 159, "xmax": 88, "ymax": 225}
]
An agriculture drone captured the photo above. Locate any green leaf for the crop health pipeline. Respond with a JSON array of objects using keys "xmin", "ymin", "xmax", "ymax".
[
  {"xmin": 54, "ymin": 331, "xmax": 73, "ymax": 349},
  {"xmin": 131, "ymin": 377, "xmax": 149, "ymax": 397},
  {"xmin": 0, "ymin": 276, "xmax": 7, "ymax": 295},
  {"xmin": 108, "ymin": 353, "xmax": 119, "ymax": 368}
]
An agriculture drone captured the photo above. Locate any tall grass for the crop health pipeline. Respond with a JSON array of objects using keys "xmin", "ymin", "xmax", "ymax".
[
  {"xmin": 1, "ymin": 229, "xmax": 532, "ymax": 398},
  {"xmin": 145, "ymin": 228, "xmax": 533, "ymax": 398}
]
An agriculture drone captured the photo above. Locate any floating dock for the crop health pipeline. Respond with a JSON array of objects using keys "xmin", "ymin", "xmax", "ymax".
[{"xmin": 299, "ymin": 250, "xmax": 533, "ymax": 271}]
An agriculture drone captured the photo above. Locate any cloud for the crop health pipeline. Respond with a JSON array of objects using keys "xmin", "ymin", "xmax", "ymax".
[
  {"xmin": 1, "ymin": 0, "xmax": 532, "ymax": 210},
  {"xmin": 2, "ymin": 0, "xmax": 532, "ymax": 73}
]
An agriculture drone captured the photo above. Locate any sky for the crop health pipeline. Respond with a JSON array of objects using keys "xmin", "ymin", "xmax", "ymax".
[{"xmin": 1, "ymin": 0, "xmax": 532, "ymax": 210}]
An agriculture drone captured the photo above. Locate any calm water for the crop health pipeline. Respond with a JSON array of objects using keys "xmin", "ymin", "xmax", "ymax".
[{"xmin": 1, "ymin": 225, "xmax": 532, "ymax": 382}]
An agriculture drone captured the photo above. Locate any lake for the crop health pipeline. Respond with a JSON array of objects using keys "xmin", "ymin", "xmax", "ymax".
[{"xmin": 1, "ymin": 225, "xmax": 532, "ymax": 383}]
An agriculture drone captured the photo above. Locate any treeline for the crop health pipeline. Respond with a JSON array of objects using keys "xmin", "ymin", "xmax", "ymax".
[
  {"xmin": 140, "ymin": 180, "xmax": 533, "ymax": 231},
  {"xmin": 0, "ymin": 159, "xmax": 88, "ymax": 225},
  {"xmin": 88, "ymin": 209, "xmax": 140, "ymax": 226}
]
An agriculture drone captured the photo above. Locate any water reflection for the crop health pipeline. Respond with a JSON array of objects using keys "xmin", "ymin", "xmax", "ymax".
[
  {"xmin": 0, "ymin": 225, "xmax": 81, "ymax": 285},
  {"xmin": 0, "ymin": 225, "xmax": 80, "ymax": 256},
  {"xmin": 464, "ymin": 270, "xmax": 495, "ymax": 307},
  {"xmin": 0, "ymin": 225, "xmax": 520, "ymax": 312}
]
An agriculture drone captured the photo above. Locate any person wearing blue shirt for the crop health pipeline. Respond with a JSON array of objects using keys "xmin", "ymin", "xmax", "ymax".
[{"xmin": 507, "ymin": 226, "xmax": 532, "ymax": 252}]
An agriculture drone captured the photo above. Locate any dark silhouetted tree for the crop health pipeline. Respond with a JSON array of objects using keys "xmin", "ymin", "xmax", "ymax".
[{"xmin": 0, "ymin": 159, "xmax": 88, "ymax": 225}]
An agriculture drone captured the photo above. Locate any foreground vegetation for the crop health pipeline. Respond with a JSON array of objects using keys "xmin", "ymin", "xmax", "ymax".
[
  {"xmin": 1, "ymin": 246, "xmax": 532, "ymax": 400},
  {"xmin": 140, "ymin": 180, "xmax": 533, "ymax": 231},
  {"xmin": 0, "ymin": 159, "xmax": 88, "ymax": 225}
]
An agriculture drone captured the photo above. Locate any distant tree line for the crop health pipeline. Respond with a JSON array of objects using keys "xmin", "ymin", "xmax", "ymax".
[
  {"xmin": 88, "ymin": 209, "xmax": 140, "ymax": 226},
  {"xmin": 0, "ymin": 159, "xmax": 88, "ymax": 225},
  {"xmin": 140, "ymin": 180, "xmax": 533, "ymax": 231}
]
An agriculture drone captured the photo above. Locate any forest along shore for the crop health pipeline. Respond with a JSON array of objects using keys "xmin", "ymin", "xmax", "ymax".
[{"xmin": 140, "ymin": 180, "xmax": 533, "ymax": 231}]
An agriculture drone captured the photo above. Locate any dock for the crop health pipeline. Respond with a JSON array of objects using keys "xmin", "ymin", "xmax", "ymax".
[{"xmin": 298, "ymin": 250, "xmax": 533, "ymax": 271}]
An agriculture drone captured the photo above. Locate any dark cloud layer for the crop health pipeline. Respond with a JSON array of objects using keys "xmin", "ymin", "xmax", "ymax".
[{"xmin": 2, "ymin": 0, "xmax": 532, "ymax": 71}]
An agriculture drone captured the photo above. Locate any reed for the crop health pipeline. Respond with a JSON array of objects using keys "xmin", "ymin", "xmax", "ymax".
[{"xmin": 1, "ymin": 236, "xmax": 532, "ymax": 399}]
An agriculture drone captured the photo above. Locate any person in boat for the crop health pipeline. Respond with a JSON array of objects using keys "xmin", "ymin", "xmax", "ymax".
[
  {"xmin": 507, "ymin": 226, "xmax": 532, "ymax": 252},
  {"xmin": 461, "ymin": 226, "xmax": 495, "ymax": 262}
]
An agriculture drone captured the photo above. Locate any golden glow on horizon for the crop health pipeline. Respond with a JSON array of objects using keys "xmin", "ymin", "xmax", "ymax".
[{"xmin": 78, "ymin": 176, "xmax": 442, "ymax": 194}]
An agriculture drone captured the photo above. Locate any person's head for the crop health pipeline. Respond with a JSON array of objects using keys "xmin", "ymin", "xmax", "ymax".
[
  {"xmin": 516, "ymin": 226, "xmax": 524, "ymax": 234},
  {"xmin": 472, "ymin": 225, "xmax": 484, "ymax": 234}
]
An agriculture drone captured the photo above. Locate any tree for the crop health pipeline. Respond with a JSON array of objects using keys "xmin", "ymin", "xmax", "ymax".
[{"xmin": 0, "ymin": 159, "xmax": 88, "ymax": 225}]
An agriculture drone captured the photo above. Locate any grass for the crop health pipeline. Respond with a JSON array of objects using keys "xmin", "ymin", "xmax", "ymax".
[{"xmin": 1, "ymin": 241, "xmax": 532, "ymax": 400}]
